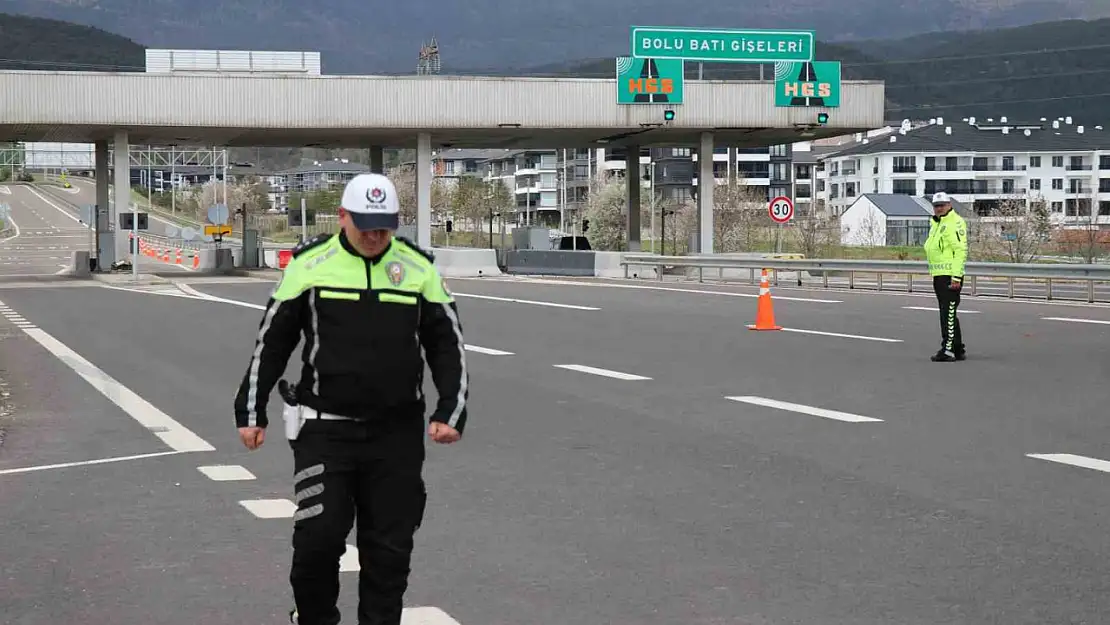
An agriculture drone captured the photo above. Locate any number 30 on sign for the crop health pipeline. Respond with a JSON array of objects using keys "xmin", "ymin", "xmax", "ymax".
[{"xmin": 768, "ymin": 196, "xmax": 794, "ymax": 223}]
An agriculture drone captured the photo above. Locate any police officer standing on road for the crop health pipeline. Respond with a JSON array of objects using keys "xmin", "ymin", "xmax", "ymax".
[
  {"xmin": 924, "ymin": 191, "xmax": 968, "ymax": 362},
  {"xmin": 233, "ymin": 172, "xmax": 469, "ymax": 625}
]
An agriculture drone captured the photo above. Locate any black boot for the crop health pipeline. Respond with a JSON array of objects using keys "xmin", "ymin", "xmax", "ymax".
[{"xmin": 931, "ymin": 349, "xmax": 957, "ymax": 362}]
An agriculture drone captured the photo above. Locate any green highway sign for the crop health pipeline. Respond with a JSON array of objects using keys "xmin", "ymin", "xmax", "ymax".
[
  {"xmin": 616, "ymin": 56, "xmax": 685, "ymax": 105},
  {"xmin": 630, "ymin": 26, "xmax": 815, "ymax": 63},
  {"xmin": 774, "ymin": 61, "xmax": 841, "ymax": 107}
]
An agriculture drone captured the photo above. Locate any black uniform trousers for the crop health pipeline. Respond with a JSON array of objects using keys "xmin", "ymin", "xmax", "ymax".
[
  {"xmin": 932, "ymin": 275, "xmax": 965, "ymax": 355},
  {"xmin": 289, "ymin": 412, "xmax": 428, "ymax": 625}
]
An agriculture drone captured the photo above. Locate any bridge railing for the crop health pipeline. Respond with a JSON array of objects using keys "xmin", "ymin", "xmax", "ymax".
[{"xmin": 620, "ymin": 253, "xmax": 1110, "ymax": 303}]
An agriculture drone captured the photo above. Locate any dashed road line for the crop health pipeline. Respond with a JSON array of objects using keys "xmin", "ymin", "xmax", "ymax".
[
  {"xmin": 453, "ymin": 292, "xmax": 600, "ymax": 310},
  {"xmin": 0, "ymin": 450, "xmax": 190, "ymax": 476},
  {"xmin": 1027, "ymin": 453, "xmax": 1110, "ymax": 474},
  {"xmin": 1042, "ymin": 316, "xmax": 1110, "ymax": 325},
  {"xmin": 464, "ymin": 344, "xmax": 514, "ymax": 355},
  {"xmin": 197, "ymin": 465, "xmax": 257, "ymax": 481},
  {"xmin": 903, "ymin": 306, "xmax": 981, "ymax": 314},
  {"xmin": 726, "ymin": 395, "xmax": 884, "ymax": 423},
  {"xmin": 747, "ymin": 325, "xmax": 904, "ymax": 343},
  {"xmin": 239, "ymin": 498, "xmax": 298, "ymax": 518},
  {"xmin": 553, "ymin": 364, "xmax": 651, "ymax": 380}
]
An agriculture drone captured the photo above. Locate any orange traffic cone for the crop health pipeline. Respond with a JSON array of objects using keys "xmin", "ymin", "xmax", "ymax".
[{"xmin": 749, "ymin": 269, "xmax": 783, "ymax": 331}]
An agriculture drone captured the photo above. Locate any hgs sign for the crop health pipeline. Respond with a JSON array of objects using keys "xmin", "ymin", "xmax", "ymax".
[{"xmin": 774, "ymin": 61, "xmax": 841, "ymax": 108}]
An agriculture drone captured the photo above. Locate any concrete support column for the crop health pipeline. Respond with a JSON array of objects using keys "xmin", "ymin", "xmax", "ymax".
[
  {"xmin": 698, "ymin": 132, "xmax": 715, "ymax": 254},
  {"xmin": 94, "ymin": 141, "xmax": 113, "ymax": 268},
  {"xmin": 626, "ymin": 145, "xmax": 641, "ymax": 252},
  {"xmin": 415, "ymin": 133, "xmax": 432, "ymax": 249},
  {"xmin": 113, "ymin": 131, "xmax": 130, "ymax": 263},
  {"xmin": 368, "ymin": 146, "xmax": 385, "ymax": 174}
]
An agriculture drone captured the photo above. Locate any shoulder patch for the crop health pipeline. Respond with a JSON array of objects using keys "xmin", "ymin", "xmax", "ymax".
[
  {"xmin": 395, "ymin": 236, "xmax": 435, "ymax": 262},
  {"xmin": 292, "ymin": 233, "xmax": 332, "ymax": 258}
]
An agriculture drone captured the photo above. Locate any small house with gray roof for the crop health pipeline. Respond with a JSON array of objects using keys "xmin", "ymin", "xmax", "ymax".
[{"xmin": 840, "ymin": 193, "xmax": 967, "ymax": 247}]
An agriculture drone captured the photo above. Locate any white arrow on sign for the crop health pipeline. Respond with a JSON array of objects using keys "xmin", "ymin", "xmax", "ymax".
[{"xmin": 768, "ymin": 196, "xmax": 795, "ymax": 224}]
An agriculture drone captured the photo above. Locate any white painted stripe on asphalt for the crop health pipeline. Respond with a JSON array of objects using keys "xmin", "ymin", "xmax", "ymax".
[
  {"xmin": 726, "ymin": 396, "xmax": 884, "ymax": 423},
  {"xmin": 464, "ymin": 344, "xmax": 514, "ymax": 355},
  {"xmin": 340, "ymin": 544, "xmax": 359, "ymax": 572},
  {"xmin": 453, "ymin": 292, "xmax": 599, "ymax": 310},
  {"xmin": 239, "ymin": 498, "xmax": 298, "ymax": 518},
  {"xmin": 22, "ymin": 185, "xmax": 85, "ymax": 226},
  {"xmin": 175, "ymin": 282, "xmax": 267, "ymax": 308},
  {"xmin": 1042, "ymin": 316, "xmax": 1110, "ymax": 325},
  {"xmin": 0, "ymin": 307, "xmax": 216, "ymax": 453},
  {"xmin": 0, "ymin": 450, "xmax": 188, "ymax": 476},
  {"xmin": 746, "ymin": 325, "xmax": 904, "ymax": 343},
  {"xmin": 402, "ymin": 607, "xmax": 464, "ymax": 625},
  {"xmin": 474, "ymin": 276, "xmax": 843, "ymax": 303},
  {"xmin": 903, "ymin": 306, "xmax": 981, "ymax": 314},
  {"xmin": 1027, "ymin": 453, "xmax": 1110, "ymax": 473},
  {"xmin": 553, "ymin": 364, "xmax": 651, "ymax": 380},
  {"xmin": 197, "ymin": 465, "xmax": 257, "ymax": 481}
]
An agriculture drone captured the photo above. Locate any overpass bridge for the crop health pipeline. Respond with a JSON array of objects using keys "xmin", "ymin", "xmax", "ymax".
[{"xmin": 0, "ymin": 70, "xmax": 885, "ymax": 267}]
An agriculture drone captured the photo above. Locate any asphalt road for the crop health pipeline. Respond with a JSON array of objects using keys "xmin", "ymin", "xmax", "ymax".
[
  {"xmin": 1, "ymin": 273, "xmax": 1108, "ymax": 624},
  {"xmin": 0, "ymin": 184, "xmax": 92, "ymax": 277}
]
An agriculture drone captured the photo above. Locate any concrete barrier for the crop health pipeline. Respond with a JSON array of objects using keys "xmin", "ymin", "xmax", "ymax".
[
  {"xmin": 504, "ymin": 250, "xmax": 595, "ymax": 276},
  {"xmin": 71, "ymin": 250, "xmax": 90, "ymax": 277},
  {"xmin": 594, "ymin": 251, "xmax": 633, "ymax": 278},
  {"xmin": 432, "ymin": 247, "xmax": 502, "ymax": 277}
]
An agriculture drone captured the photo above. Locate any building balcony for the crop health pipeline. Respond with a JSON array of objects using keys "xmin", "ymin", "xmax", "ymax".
[
  {"xmin": 892, "ymin": 167, "xmax": 917, "ymax": 174},
  {"xmin": 1066, "ymin": 165, "xmax": 1093, "ymax": 171}
]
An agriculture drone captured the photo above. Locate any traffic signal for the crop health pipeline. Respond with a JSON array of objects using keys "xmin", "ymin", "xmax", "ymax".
[
  {"xmin": 445, "ymin": 219, "xmax": 453, "ymax": 233},
  {"xmin": 663, "ymin": 109, "xmax": 675, "ymax": 121},
  {"xmin": 582, "ymin": 218, "xmax": 590, "ymax": 233},
  {"xmin": 817, "ymin": 112, "xmax": 829, "ymax": 124}
]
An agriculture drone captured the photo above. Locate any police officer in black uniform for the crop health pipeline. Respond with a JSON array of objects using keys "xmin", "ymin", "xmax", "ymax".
[{"xmin": 233, "ymin": 173, "xmax": 469, "ymax": 625}]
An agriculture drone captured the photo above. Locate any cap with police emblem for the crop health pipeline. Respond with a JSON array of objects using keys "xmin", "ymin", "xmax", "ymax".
[
  {"xmin": 340, "ymin": 173, "xmax": 401, "ymax": 231},
  {"xmin": 931, "ymin": 192, "xmax": 952, "ymax": 206}
]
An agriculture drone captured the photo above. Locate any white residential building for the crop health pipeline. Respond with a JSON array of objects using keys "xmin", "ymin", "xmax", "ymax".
[{"xmin": 814, "ymin": 117, "xmax": 1110, "ymax": 226}]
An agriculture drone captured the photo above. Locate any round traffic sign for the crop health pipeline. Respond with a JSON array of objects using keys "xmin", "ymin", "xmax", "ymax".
[{"xmin": 768, "ymin": 196, "xmax": 794, "ymax": 223}]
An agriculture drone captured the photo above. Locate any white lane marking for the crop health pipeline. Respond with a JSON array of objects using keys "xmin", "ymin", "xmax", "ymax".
[
  {"xmin": 1027, "ymin": 453, "xmax": 1110, "ymax": 473},
  {"xmin": 0, "ymin": 213, "xmax": 21, "ymax": 244},
  {"xmin": 175, "ymin": 282, "xmax": 267, "ymax": 308},
  {"xmin": 0, "ymin": 185, "xmax": 10, "ymax": 195},
  {"xmin": 726, "ymin": 396, "xmax": 884, "ymax": 423},
  {"xmin": 903, "ymin": 306, "xmax": 981, "ymax": 314},
  {"xmin": 745, "ymin": 325, "xmax": 904, "ymax": 343},
  {"xmin": 464, "ymin": 344, "xmax": 514, "ymax": 355},
  {"xmin": 0, "ymin": 302, "xmax": 215, "ymax": 453},
  {"xmin": 472, "ymin": 276, "xmax": 843, "ymax": 303},
  {"xmin": 1042, "ymin": 316, "xmax": 1110, "ymax": 325},
  {"xmin": 197, "ymin": 465, "xmax": 257, "ymax": 481},
  {"xmin": 453, "ymin": 292, "xmax": 599, "ymax": 310},
  {"xmin": 54, "ymin": 264, "xmax": 69, "ymax": 275},
  {"xmin": 0, "ymin": 450, "xmax": 188, "ymax": 476},
  {"xmin": 553, "ymin": 364, "xmax": 651, "ymax": 380},
  {"xmin": 340, "ymin": 544, "xmax": 360, "ymax": 572},
  {"xmin": 401, "ymin": 607, "xmax": 464, "ymax": 624},
  {"xmin": 21, "ymin": 185, "xmax": 85, "ymax": 226},
  {"xmin": 239, "ymin": 498, "xmax": 297, "ymax": 518}
]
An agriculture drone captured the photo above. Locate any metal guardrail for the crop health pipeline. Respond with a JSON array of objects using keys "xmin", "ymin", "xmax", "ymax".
[{"xmin": 620, "ymin": 254, "xmax": 1110, "ymax": 303}]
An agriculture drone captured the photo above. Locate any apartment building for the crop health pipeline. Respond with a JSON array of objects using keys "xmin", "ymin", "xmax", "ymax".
[
  {"xmin": 269, "ymin": 159, "xmax": 370, "ymax": 211},
  {"xmin": 480, "ymin": 149, "xmax": 560, "ymax": 227},
  {"xmin": 816, "ymin": 117, "xmax": 1110, "ymax": 224}
]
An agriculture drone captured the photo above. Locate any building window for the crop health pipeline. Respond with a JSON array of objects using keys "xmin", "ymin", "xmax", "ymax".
[
  {"xmin": 845, "ymin": 182, "xmax": 856, "ymax": 197},
  {"xmin": 1052, "ymin": 178, "xmax": 1063, "ymax": 190},
  {"xmin": 769, "ymin": 144, "xmax": 788, "ymax": 157},
  {"xmin": 892, "ymin": 179, "xmax": 916, "ymax": 195},
  {"xmin": 1052, "ymin": 156, "xmax": 1064, "ymax": 168},
  {"xmin": 1100, "ymin": 201, "xmax": 1110, "ymax": 216},
  {"xmin": 1101, "ymin": 155, "xmax": 1110, "ymax": 170},
  {"xmin": 892, "ymin": 156, "xmax": 916, "ymax": 173},
  {"xmin": 1101, "ymin": 178, "xmax": 1110, "ymax": 193},
  {"xmin": 795, "ymin": 164, "xmax": 811, "ymax": 179},
  {"xmin": 771, "ymin": 162, "xmax": 789, "ymax": 182},
  {"xmin": 1002, "ymin": 156, "xmax": 1015, "ymax": 171},
  {"xmin": 1052, "ymin": 201, "xmax": 1063, "ymax": 213},
  {"xmin": 925, "ymin": 157, "xmax": 936, "ymax": 171},
  {"xmin": 1030, "ymin": 156, "xmax": 1041, "ymax": 168},
  {"xmin": 1030, "ymin": 178, "xmax": 1041, "ymax": 191}
]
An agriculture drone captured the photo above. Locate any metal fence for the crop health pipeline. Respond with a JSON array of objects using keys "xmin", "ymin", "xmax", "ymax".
[{"xmin": 620, "ymin": 254, "xmax": 1110, "ymax": 303}]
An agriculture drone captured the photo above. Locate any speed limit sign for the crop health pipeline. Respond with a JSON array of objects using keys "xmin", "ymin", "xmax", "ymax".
[{"xmin": 768, "ymin": 196, "xmax": 794, "ymax": 223}]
